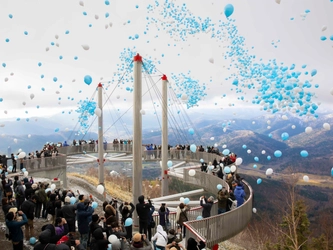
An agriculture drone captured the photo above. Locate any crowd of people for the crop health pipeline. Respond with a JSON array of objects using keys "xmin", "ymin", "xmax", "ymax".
[{"xmin": 1, "ymin": 171, "xmax": 207, "ymax": 250}]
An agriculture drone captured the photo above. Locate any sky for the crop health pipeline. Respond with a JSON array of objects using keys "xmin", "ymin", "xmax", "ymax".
[{"xmin": 0, "ymin": 0, "xmax": 333, "ymax": 132}]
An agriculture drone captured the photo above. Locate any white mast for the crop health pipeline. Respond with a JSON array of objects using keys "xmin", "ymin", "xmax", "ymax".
[
  {"xmin": 97, "ymin": 83, "xmax": 105, "ymax": 200},
  {"xmin": 161, "ymin": 75, "xmax": 169, "ymax": 196}
]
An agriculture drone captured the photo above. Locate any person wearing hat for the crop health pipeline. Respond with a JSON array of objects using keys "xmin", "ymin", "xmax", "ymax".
[
  {"xmin": 62, "ymin": 196, "xmax": 77, "ymax": 233},
  {"xmin": 130, "ymin": 233, "xmax": 152, "ymax": 250},
  {"xmin": 6, "ymin": 209, "xmax": 28, "ymax": 250},
  {"xmin": 199, "ymin": 196, "xmax": 214, "ymax": 218}
]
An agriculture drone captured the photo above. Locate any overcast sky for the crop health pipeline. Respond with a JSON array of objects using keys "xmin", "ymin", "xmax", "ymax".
[{"xmin": 0, "ymin": 0, "xmax": 333, "ymax": 128}]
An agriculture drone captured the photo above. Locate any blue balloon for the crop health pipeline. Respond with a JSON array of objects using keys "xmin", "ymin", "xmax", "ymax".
[
  {"xmin": 311, "ymin": 69, "xmax": 317, "ymax": 76},
  {"xmin": 331, "ymin": 168, "xmax": 333, "ymax": 176},
  {"xmin": 274, "ymin": 150, "xmax": 282, "ymax": 158},
  {"xmin": 200, "ymin": 159, "xmax": 204, "ymax": 163},
  {"xmin": 22, "ymin": 168, "xmax": 26, "ymax": 172},
  {"xmin": 184, "ymin": 198, "xmax": 190, "ymax": 204},
  {"xmin": 105, "ymin": 0, "xmax": 110, "ymax": 5},
  {"xmin": 257, "ymin": 178, "xmax": 262, "ymax": 185},
  {"xmin": 196, "ymin": 215, "xmax": 203, "ymax": 220},
  {"xmin": 45, "ymin": 188, "xmax": 51, "ymax": 193},
  {"xmin": 188, "ymin": 128, "xmax": 194, "ymax": 135},
  {"xmin": 124, "ymin": 218, "xmax": 133, "ymax": 227},
  {"xmin": 242, "ymin": 145, "xmax": 247, "ymax": 149},
  {"xmin": 92, "ymin": 202, "xmax": 98, "ymax": 209},
  {"xmin": 70, "ymin": 197, "xmax": 76, "ymax": 204},
  {"xmin": 30, "ymin": 237, "xmax": 37, "ymax": 245},
  {"xmin": 217, "ymin": 184, "xmax": 222, "ymax": 190},
  {"xmin": 55, "ymin": 128, "xmax": 59, "ymax": 132},
  {"xmin": 224, "ymin": 4, "xmax": 234, "ymax": 18},
  {"xmin": 320, "ymin": 36, "xmax": 327, "ymax": 41},
  {"xmin": 2, "ymin": 63, "xmax": 6, "ymax": 67},
  {"xmin": 281, "ymin": 132, "xmax": 289, "ymax": 141},
  {"xmin": 224, "ymin": 166, "xmax": 231, "ymax": 173},
  {"xmin": 253, "ymin": 164, "xmax": 257, "ymax": 168},
  {"xmin": 267, "ymin": 156, "xmax": 271, "ymax": 160},
  {"xmin": 300, "ymin": 150, "xmax": 308, "ymax": 157},
  {"xmin": 268, "ymin": 133, "xmax": 273, "ymax": 138},
  {"xmin": 222, "ymin": 149, "xmax": 230, "ymax": 155},
  {"xmin": 53, "ymin": 77, "xmax": 58, "ymax": 82},
  {"xmin": 167, "ymin": 161, "xmax": 173, "ymax": 168},
  {"xmin": 8, "ymin": 166, "xmax": 13, "ymax": 172},
  {"xmin": 84, "ymin": 75, "xmax": 93, "ymax": 85},
  {"xmin": 254, "ymin": 157, "xmax": 259, "ymax": 162},
  {"xmin": 190, "ymin": 144, "xmax": 196, "ymax": 153}
]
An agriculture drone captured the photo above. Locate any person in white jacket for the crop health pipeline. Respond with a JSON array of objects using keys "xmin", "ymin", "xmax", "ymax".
[{"xmin": 152, "ymin": 225, "xmax": 168, "ymax": 250}]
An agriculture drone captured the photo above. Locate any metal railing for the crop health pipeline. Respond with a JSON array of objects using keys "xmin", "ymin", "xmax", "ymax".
[{"xmin": 58, "ymin": 143, "xmax": 222, "ymax": 163}]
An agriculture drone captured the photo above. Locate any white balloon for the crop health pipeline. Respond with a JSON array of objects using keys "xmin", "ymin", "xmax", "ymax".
[
  {"xmin": 267, "ymin": 120, "xmax": 271, "ymax": 125},
  {"xmin": 14, "ymin": 138, "xmax": 17, "ymax": 143},
  {"xmin": 180, "ymin": 197, "xmax": 185, "ymax": 203},
  {"xmin": 210, "ymin": 137, "xmax": 215, "ymax": 140},
  {"xmin": 209, "ymin": 58, "xmax": 214, "ymax": 64},
  {"xmin": 24, "ymin": 171, "xmax": 29, "ymax": 177},
  {"xmin": 46, "ymin": 47, "xmax": 49, "ymax": 52},
  {"xmin": 281, "ymin": 115, "xmax": 288, "ymax": 120},
  {"xmin": 96, "ymin": 184, "xmax": 104, "ymax": 194},
  {"xmin": 28, "ymin": 134, "xmax": 31, "ymax": 138},
  {"xmin": 330, "ymin": 88, "xmax": 333, "ymax": 95},
  {"xmin": 56, "ymin": 91, "xmax": 60, "ymax": 94},
  {"xmin": 261, "ymin": 150, "xmax": 266, "ymax": 154},
  {"xmin": 140, "ymin": 109, "xmax": 146, "ymax": 115},
  {"xmin": 223, "ymin": 128, "xmax": 227, "ymax": 132},
  {"xmin": 55, "ymin": 34, "xmax": 59, "ymax": 39},
  {"xmin": 214, "ymin": 143, "xmax": 218, "ymax": 147},
  {"xmin": 266, "ymin": 168, "xmax": 273, "ymax": 176},
  {"xmin": 18, "ymin": 148, "xmax": 22, "ymax": 153},
  {"xmin": 322, "ymin": 25, "xmax": 327, "ymax": 31},
  {"xmin": 50, "ymin": 184, "xmax": 56, "ymax": 190},
  {"xmin": 305, "ymin": 127, "xmax": 313, "ymax": 134},
  {"xmin": 116, "ymin": 95, "xmax": 120, "ymax": 99},
  {"xmin": 18, "ymin": 152, "xmax": 26, "ymax": 159},
  {"xmin": 323, "ymin": 123, "xmax": 330, "ymax": 130},
  {"xmin": 230, "ymin": 165, "xmax": 236, "ymax": 172},
  {"xmin": 235, "ymin": 158, "xmax": 243, "ymax": 165},
  {"xmin": 0, "ymin": 124, "xmax": 4, "ymax": 127},
  {"xmin": 181, "ymin": 94, "xmax": 188, "ymax": 101},
  {"xmin": 267, "ymin": 126, "xmax": 271, "ymax": 129},
  {"xmin": 291, "ymin": 125, "xmax": 296, "ymax": 129},
  {"xmin": 82, "ymin": 44, "xmax": 90, "ymax": 50},
  {"xmin": 252, "ymin": 208, "xmax": 257, "ymax": 213},
  {"xmin": 303, "ymin": 175, "xmax": 309, "ymax": 182},
  {"xmin": 222, "ymin": 144, "xmax": 227, "ymax": 148},
  {"xmin": 189, "ymin": 169, "xmax": 196, "ymax": 177},
  {"xmin": 247, "ymin": 149, "xmax": 251, "ymax": 154},
  {"xmin": 95, "ymin": 15, "xmax": 99, "ymax": 20},
  {"xmin": 109, "ymin": 22, "xmax": 113, "ymax": 27},
  {"xmin": 252, "ymin": 121, "xmax": 255, "ymax": 124},
  {"xmin": 30, "ymin": 93, "xmax": 35, "ymax": 100},
  {"xmin": 108, "ymin": 235, "xmax": 118, "ymax": 244},
  {"xmin": 4, "ymin": 110, "xmax": 7, "ymax": 114},
  {"xmin": 94, "ymin": 108, "xmax": 102, "ymax": 117},
  {"xmin": 22, "ymin": 102, "xmax": 26, "ymax": 106}
]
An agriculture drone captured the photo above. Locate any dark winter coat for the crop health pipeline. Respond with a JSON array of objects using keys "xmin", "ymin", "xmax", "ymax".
[
  {"xmin": 135, "ymin": 195, "xmax": 152, "ymax": 223},
  {"xmin": 200, "ymin": 198, "xmax": 213, "ymax": 218},
  {"xmin": 21, "ymin": 199, "xmax": 36, "ymax": 220},
  {"xmin": 77, "ymin": 202, "xmax": 94, "ymax": 234}
]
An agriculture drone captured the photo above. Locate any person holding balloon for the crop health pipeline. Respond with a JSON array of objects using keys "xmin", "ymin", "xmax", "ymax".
[
  {"xmin": 175, "ymin": 203, "xmax": 190, "ymax": 238},
  {"xmin": 119, "ymin": 201, "xmax": 135, "ymax": 241}
]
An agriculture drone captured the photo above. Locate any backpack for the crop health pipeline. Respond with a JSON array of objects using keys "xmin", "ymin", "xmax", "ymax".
[{"xmin": 228, "ymin": 198, "xmax": 237, "ymax": 210}]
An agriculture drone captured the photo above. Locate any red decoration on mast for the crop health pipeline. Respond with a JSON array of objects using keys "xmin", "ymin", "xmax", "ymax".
[
  {"xmin": 133, "ymin": 53, "xmax": 142, "ymax": 62},
  {"xmin": 161, "ymin": 74, "xmax": 168, "ymax": 81}
]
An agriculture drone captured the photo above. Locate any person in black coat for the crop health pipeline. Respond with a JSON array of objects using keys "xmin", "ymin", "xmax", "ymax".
[
  {"xmin": 89, "ymin": 227, "xmax": 109, "ymax": 250},
  {"xmin": 33, "ymin": 229, "xmax": 56, "ymax": 250},
  {"xmin": 135, "ymin": 195, "xmax": 152, "ymax": 236},
  {"xmin": 200, "ymin": 196, "xmax": 214, "ymax": 218},
  {"xmin": 186, "ymin": 237, "xmax": 205, "ymax": 250},
  {"xmin": 119, "ymin": 201, "xmax": 135, "ymax": 240},
  {"xmin": 87, "ymin": 214, "xmax": 106, "ymax": 247},
  {"xmin": 21, "ymin": 195, "xmax": 37, "ymax": 240}
]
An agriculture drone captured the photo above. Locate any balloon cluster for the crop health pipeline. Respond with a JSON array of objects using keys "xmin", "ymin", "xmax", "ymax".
[{"xmin": 75, "ymin": 99, "xmax": 97, "ymax": 134}]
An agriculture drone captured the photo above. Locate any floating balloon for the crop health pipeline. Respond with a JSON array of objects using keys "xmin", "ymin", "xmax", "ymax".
[
  {"xmin": 242, "ymin": 145, "xmax": 247, "ymax": 149},
  {"xmin": 140, "ymin": 109, "xmax": 145, "ymax": 115},
  {"xmin": 188, "ymin": 169, "xmax": 196, "ymax": 176},
  {"xmin": 188, "ymin": 128, "xmax": 194, "ymax": 135},
  {"xmin": 224, "ymin": 4, "xmax": 234, "ymax": 18},
  {"xmin": 275, "ymin": 0, "xmax": 281, "ymax": 4},
  {"xmin": 281, "ymin": 115, "xmax": 288, "ymax": 120},
  {"xmin": 94, "ymin": 108, "xmax": 102, "ymax": 117},
  {"xmin": 28, "ymin": 134, "xmax": 31, "ymax": 138},
  {"xmin": 217, "ymin": 184, "xmax": 222, "ymax": 190},
  {"xmin": 124, "ymin": 218, "xmax": 133, "ymax": 227},
  {"xmin": 323, "ymin": 123, "xmax": 330, "ymax": 130},
  {"xmin": 82, "ymin": 44, "xmax": 90, "ymax": 50},
  {"xmin": 180, "ymin": 197, "xmax": 185, "ymax": 203},
  {"xmin": 184, "ymin": 198, "xmax": 190, "ymax": 204},
  {"xmin": 322, "ymin": 25, "xmax": 327, "ymax": 31},
  {"xmin": 108, "ymin": 235, "xmax": 118, "ymax": 244},
  {"xmin": 167, "ymin": 161, "xmax": 173, "ymax": 168},
  {"xmin": 50, "ymin": 184, "xmax": 56, "ymax": 190},
  {"xmin": 14, "ymin": 138, "xmax": 17, "ymax": 143},
  {"xmin": 266, "ymin": 168, "xmax": 273, "ymax": 176},
  {"xmin": 305, "ymin": 127, "xmax": 313, "ymax": 134},
  {"xmin": 96, "ymin": 184, "xmax": 104, "ymax": 194},
  {"xmin": 18, "ymin": 152, "xmax": 26, "ymax": 159},
  {"xmin": 24, "ymin": 171, "xmax": 29, "ymax": 177},
  {"xmin": 84, "ymin": 75, "xmax": 92, "ymax": 85},
  {"xmin": 30, "ymin": 93, "xmax": 35, "ymax": 100},
  {"xmin": 281, "ymin": 132, "xmax": 289, "ymax": 141},
  {"xmin": 222, "ymin": 149, "xmax": 230, "ymax": 155},
  {"xmin": 291, "ymin": 125, "xmax": 296, "ymax": 129},
  {"xmin": 274, "ymin": 150, "xmax": 282, "ymax": 158},
  {"xmin": 209, "ymin": 58, "xmax": 214, "ymax": 64},
  {"xmin": 331, "ymin": 168, "xmax": 333, "ymax": 176},
  {"xmin": 230, "ymin": 165, "xmax": 236, "ymax": 172},
  {"xmin": 303, "ymin": 175, "xmax": 309, "ymax": 182},
  {"xmin": 254, "ymin": 156, "xmax": 259, "ymax": 162},
  {"xmin": 181, "ymin": 94, "xmax": 188, "ymax": 101},
  {"xmin": 300, "ymin": 150, "xmax": 308, "ymax": 157},
  {"xmin": 92, "ymin": 202, "xmax": 98, "ymax": 209},
  {"xmin": 224, "ymin": 166, "xmax": 231, "ymax": 173},
  {"xmin": 257, "ymin": 178, "xmax": 262, "ymax": 185},
  {"xmin": 261, "ymin": 150, "xmax": 266, "ymax": 155},
  {"xmin": 247, "ymin": 149, "xmax": 252, "ymax": 154}
]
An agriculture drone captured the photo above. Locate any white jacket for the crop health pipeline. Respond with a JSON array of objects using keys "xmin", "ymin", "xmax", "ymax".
[{"xmin": 152, "ymin": 225, "xmax": 168, "ymax": 247}]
